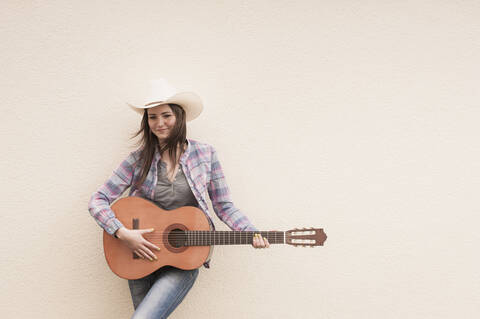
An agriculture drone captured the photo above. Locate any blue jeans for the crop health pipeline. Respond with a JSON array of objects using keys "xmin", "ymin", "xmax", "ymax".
[{"xmin": 128, "ymin": 266, "xmax": 199, "ymax": 319}]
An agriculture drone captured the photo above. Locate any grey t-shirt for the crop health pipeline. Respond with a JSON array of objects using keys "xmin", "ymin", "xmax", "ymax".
[{"xmin": 153, "ymin": 160, "xmax": 199, "ymax": 210}]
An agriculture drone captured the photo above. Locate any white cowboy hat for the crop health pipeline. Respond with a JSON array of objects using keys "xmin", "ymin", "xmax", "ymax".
[{"xmin": 127, "ymin": 78, "xmax": 203, "ymax": 122}]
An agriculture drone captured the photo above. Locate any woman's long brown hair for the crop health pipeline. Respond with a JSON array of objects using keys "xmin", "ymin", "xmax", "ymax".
[{"xmin": 131, "ymin": 104, "xmax": 187, "ymax": 188}]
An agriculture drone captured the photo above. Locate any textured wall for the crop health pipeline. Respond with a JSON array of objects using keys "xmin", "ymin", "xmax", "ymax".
[{"xmin": 1, "ymin": 1, "xmax": 479, "ymax": 318}]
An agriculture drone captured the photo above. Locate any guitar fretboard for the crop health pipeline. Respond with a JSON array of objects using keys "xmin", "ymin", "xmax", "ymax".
[{"xmin": 185, "ymin": 231, "xmax": 285, "ymax": 246}]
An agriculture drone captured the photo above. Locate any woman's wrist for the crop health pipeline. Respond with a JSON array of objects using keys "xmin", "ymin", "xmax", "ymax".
[{"xmin": 114, "ymin": 227, "xmax": 126, "ymax": 239}]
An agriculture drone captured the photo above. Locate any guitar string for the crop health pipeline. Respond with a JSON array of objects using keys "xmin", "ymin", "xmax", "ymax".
[
  {"xmin": 141, "ymin": 235, "xmax": 286, "ymax": 240},
  {"xmin": 115, "ymin": 232, "xmax": 305, "ymax": 245},
  {"xmin": 119, "ymin": 242, "xmax": 308, "ymax": 246},
  {"xmin": 114, "ymin": 232, "xmax": 309, "ymax": 243},
  {"xmin": 119, "ymin": 232, "xmax": 288, "ymax": 244},
  {"xmin": 139, "ymin": 232, "xmax": 294, "ymax": 239},
  {"xmin": 116, "ymin": 237, "xmax": 311, "ymax": 245},
  {"xmin": 141, "ymin": 234, "xmax": 282, "ymax": 236},
  {"xmin": 140, "ymin": 232, "xmax": 298, "ymax": 236},
  {"xmin": 138, "ymin": 233, "xmax": 285, "ymax": 238},
  {"xmin": 123, "ymin": 240, "xmax": 287, "ymax": 244},
  {"xmin": 142, "ymin": 239, "xmax": 304, "ymax": 244},
  {"xmin": 131, "ymin": 229, "xmax": 284, "ymax": 235},
  {"xmin": 128, "ymin": 231, "xmax": 285, "ymax": 235}
]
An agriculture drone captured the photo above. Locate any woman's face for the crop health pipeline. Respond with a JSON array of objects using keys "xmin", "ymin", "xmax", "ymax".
[{"xmin": 147, "ymin": 104, "xmax": 176, "ymax": 142}]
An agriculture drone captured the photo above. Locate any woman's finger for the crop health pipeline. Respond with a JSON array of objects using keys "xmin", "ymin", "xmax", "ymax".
[
  {"xmin": 252, "ymin": 234, "xmax": 258, "ymax": 248},
  {"xmin": 139, "ymin": 228, "xmax": 155, "ymax": 234},
  {"xmin": 255, "ymin": 234, "xmax": 262, "ymax": 248},
  {"xmin": 134, "ymin": 250, "xmax": 145, "ymax": 259},
  {"xmin": 257, "ymin": 234, "xmax": 266, "ymax": 248},
  {"xmin": 264, "ymin": 237, "xmax": 270, "ymax": 248},
  {"xmin": 137, "ymin": 248, "xmax": 149, "ymax": 260},
  {"xmin": 144, "ymin": 240, "xmax": 161, "ymax": 252},
  {"xmin": 253, "ymin": 234, "xmax": 263, "ymax": 248},
  {"xmin": 140, "ymin": 245, "xmax": 157, "ymax": 261}
]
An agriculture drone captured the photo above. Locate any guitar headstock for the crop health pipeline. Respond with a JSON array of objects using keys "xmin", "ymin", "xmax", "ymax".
[{"xmin": 285, "ymin": 228, "xmax": 327, "ymax": 247}]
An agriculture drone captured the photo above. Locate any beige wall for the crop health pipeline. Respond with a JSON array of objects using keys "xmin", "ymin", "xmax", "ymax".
[{"xmin": 1, "ymin": 1, "xmax": 479, "ymax": 318}]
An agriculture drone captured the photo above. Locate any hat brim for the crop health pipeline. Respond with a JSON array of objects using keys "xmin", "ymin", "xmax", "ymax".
[{"xmin": 127, "ymin": 91, "xmax": 203, "ymax": 122}]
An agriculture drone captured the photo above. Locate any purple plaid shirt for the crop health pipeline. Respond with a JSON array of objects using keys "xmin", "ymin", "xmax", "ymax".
[{"xmin": 88, "ymin": 138, "xmax": 257, "ymax": 244}]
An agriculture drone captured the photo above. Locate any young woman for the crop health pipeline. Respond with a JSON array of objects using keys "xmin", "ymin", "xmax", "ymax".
[{"xmin": 88, "ymin": 79, "xmax": 269, "ymax": 318}]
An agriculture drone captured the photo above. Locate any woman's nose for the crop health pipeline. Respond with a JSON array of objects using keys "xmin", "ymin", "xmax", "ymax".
[{"xmin": 154, "ymin": 118, "xmax": 165, "ymax": 127}]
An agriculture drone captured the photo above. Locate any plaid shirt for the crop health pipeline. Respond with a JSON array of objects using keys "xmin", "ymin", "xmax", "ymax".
[{"xmin": 88, "ymin": 138, "xmax": 258, "ymax": 241}]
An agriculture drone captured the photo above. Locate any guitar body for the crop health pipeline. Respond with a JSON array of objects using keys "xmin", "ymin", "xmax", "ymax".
[{"xmin": 103, "ymin": 197, "xmax": 213, "ymax": 280}]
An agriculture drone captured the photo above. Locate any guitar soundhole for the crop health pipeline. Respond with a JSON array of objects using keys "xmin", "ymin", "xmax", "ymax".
[{"xmin": 168, "ymin": 229, "xmax": 186, "ymax": 248}]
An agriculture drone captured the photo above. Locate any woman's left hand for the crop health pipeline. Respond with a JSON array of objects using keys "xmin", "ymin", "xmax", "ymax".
[{"xmin": 252, "ymin": 233, "xmax": 270, "ymax": 249}]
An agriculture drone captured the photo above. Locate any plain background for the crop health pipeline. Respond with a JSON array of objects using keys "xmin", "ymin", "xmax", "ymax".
[{"xmin": 1, "ymin": 1, "xmax": 479, "ymax": 318}]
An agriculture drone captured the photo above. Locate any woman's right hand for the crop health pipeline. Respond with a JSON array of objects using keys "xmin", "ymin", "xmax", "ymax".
[{"xmin": 115, "ymin": 227, "xmax": 161, "ymax": 261}]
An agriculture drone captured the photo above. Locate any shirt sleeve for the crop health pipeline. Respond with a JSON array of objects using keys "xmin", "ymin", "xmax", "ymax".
[
  {"xmin": 207, "ymin": 147, "xmax": 258, "ymax": 232},
  {"xmin": 87, "ymin": 151, "xmax": 138, "ymax": 236}
]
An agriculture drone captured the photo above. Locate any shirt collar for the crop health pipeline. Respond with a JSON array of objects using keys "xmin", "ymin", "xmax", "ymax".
[{"xmin": 153, "ymin": 139, "xmax": 191, "ymax": 165}]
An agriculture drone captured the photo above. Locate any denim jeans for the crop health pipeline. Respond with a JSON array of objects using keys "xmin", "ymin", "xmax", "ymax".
[{"xmin": 128, "ymin": 266, "xmax": 199, "ymax": 319}]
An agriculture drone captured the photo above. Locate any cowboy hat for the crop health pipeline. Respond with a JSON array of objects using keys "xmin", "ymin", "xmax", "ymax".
[{"xmin": 127, "ymin": 78, "xmax": 203, "ymax": 122}]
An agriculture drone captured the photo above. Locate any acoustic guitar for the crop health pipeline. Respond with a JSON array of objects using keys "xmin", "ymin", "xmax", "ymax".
[{"xmin": 103, "ymin": 196, "xmax": 327, "ymax": 279}]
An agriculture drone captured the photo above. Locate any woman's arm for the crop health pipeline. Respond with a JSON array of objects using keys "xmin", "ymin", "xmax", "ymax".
[
  {"xmin": 207, "ymin": 147, "xmax": 258, "ymax": 232},
  {"xmin": 88, "ymin": 151, "xmax": 162, "ymax": 259},
  {"xmin": 87, "ymin": 151, "xmax": 137, "ymax": 236}
]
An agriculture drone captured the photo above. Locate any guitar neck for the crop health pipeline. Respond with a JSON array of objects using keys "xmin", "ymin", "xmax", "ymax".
[{"xmin": 185, "ymin": 231, "xmax": 285, "ymax": 246}]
